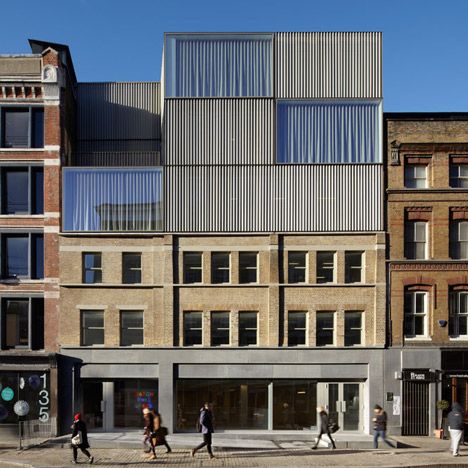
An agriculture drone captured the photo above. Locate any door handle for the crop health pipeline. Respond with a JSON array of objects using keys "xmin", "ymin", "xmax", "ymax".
[
  {"xmin": 341, "ymin": 401, "xmax": 347, "ymax": 412},
  {"xmin": 100, "ymin": 400, "xmax": 106, "ymax": 412},
  {"xmin": 336, "ymin": 401, "xmax": 340, "ymax": 412}
]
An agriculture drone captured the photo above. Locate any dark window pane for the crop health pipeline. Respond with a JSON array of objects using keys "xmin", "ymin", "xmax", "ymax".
[
  {"xmin": 414, "ymin": 316, "xmax": 424, "ymax": 336},
  {"xmin": 32, "ymin": 108, "xmax": 44, "ymax": 148},
  {"xmin": 3, "ymin": 109, "xmax": 29, "ymax": 148},
  {"xmin": 345, "ymin": 251, "xmax": 363, "ymax": 283},
  {"xmin": 31, "ymin": 298, "xmax": 44, "ymax": 350},
  {"xmin": 239, "ymin": 252, "xmax": 258, "ymax": 283},
  {"xmin": 32, "ymin": 234, "xmax": 44, "ymax": 279},
  {"xmin": 32, "ymin": 167, "xmax": 44, "ymax": 214},
  {"xmin": 3, "ymin": 169, "xmax": 29, "ymax": 214},
  {"xmin": 345, "ymin": 312, "xmax": 362, "ymax": 346},
  {"xmin": 120, "ymin": 311, "xmax": 143, "ymax": 346},
  {"xmin": 211, "ymin": 312, "xmax": 230, "ymax": 346},
  {"xmin": 316, "ymin": 312, "xmax": 334, "ymax": 346},
  {"xmin": 183, "ymin": 252, "xmax": 202, "ymax": 283},
  {"xmin": 4, "ymin": 235, "xmax": 28, "ymax": 277},
  {"xmin": 239, "ymin": 312, "xmax": 258, "ymax": 346},
  {"xmin": 183, "ymin": 312, "xmax": 202, "ymax": 346},
  {"xmin": 122, "ymin": 253, "xmax": 141, "ymax": 284},
  {"xmin": 288, "ymin": 252, "xmax": 306, "ymax": 283},
  {"xmin": 81, "ymin": 310, "xmax": 104, "ymax": 346},
  {"xmin": 316, "ymin": 252, "xmax": 334, "ymax": 283},
  {"xmin": 4, "ymin": 299, "xmax": 29, "ymax": 348},
  {"xmin": 288, "ymin": 312, "xmax": 306, "ymax": 346},
  {"xmin": 211, "ymin": 252, "xmax": 230, "ymax": 284},
  {"xmin": 83, "ymin": 253, "xmax": 102, "ymax": 284}
]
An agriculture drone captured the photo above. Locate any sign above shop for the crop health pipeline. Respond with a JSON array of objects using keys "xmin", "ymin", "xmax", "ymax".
[{"xmin": 402, "ymin": 370, "xmax": 437, "ymax": 382}]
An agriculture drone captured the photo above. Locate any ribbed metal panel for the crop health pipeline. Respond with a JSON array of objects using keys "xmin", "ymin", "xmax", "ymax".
[
  {"xmin": 77, "ymin": 82, "xmax": 161, "ymax": 140},
  {"xmin": 164, "ymin": 99, "xmax": 274, "ymax": 165},
  {"xmin": 276, "ymin": 32, "xmax": 382, "ymax": 98},
  {"xmin": 166, "ymin": 165, "xmax": 382, "ymax": 232}
]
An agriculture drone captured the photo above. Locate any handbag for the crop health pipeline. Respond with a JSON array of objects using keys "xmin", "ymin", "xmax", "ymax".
[
  {"xmin": 328, "ymin": 421, "xmax": 340, "ymax": 434},
  {"xmin": 71, "ymin": 431, "xmax": 82, "ymax": 446}
]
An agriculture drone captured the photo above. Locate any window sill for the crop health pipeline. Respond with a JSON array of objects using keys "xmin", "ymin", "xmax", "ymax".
[
  {"xmin": 404, "ymin": 336, "xmax": 432, "ymax": 341},
  {"xmin": 0, "ymin": 148, "xmax": 45, "ymax": 152},
  {"xmin": 449, "ymin": 337, "xmax": 468, "ymax": 341},
  {"xmin": 0, "ymin": 214, "xmax": 44, "ymax": 218}
]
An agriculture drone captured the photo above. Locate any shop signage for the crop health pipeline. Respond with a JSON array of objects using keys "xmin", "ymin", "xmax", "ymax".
[
  {"xmin": 402, "ymin": 370, "xmax": 437, "ymax": 382},
  {"xmin": 14, "ymin": 400, "xmax": 30, "ymax": 417},
  {"xmin": 1, "ymin": 387, "xmax": 14, "ymax": 401},
  {"xmin": 446, "ymin": 374, "xmax": 468, "ymax": 378}
]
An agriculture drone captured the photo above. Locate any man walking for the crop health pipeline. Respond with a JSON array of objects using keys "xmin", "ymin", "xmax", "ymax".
[
  {"xmin": 448, "ymin": 402, "xmax": 465, "ymax": 457},
  {"xmin": 312, "ymin": 406, "xmax": 336, "ymax": 450},
  {"xmin": 191, "ymin": 402, "xmax": 215, "ymax": 459},
  {"xmin": 373, "ymin": 405, "xmax": 395, "ymax": 449}
]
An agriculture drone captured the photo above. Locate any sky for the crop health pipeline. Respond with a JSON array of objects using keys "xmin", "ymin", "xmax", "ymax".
[{"xmin": 2, "ymin": 0, "xmax": 468, "ymax": 112}]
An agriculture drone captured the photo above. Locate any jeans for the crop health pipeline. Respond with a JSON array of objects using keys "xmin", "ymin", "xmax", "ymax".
[
  {"xmin": 449, "ymin": 428, "xmax": 463, "ymax": 455},
  {"xmin": 373, "ymin": 430, "xmax": 395, "ymax": 449},
  {"xmin": 194, "ymin": 433, "xmax": 213, "ymax": 455}
]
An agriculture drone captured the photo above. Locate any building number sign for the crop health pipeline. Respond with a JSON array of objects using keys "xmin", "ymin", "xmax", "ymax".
[{"xmin": 38, "ymin": 373, "xmax": 49, "ymax": 422}]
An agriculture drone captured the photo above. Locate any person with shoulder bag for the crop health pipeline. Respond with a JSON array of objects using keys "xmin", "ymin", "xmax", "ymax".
[
  {"xmin": 312, "ymin": 406, "xmax": 337, "ymax": 450},
  {"xmin": 71, "ymin": 413, "xmax": 94, "ymax": 464},
  {"xmin": 152, "ymin": 410, "xmax": 172, "ymax": 453}
]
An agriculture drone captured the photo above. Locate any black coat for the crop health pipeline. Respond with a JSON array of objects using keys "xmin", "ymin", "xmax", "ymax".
[
  {"xmin": 374, "ymin": 411, "xmax": 388, "ymax": 431},
  {"xmin": 72, "ymin": 420, "xmax": 90, "ymax": 449},
  {"xmin": 318, "ymin": 411, "xmax": 329, "ymax": 433}
]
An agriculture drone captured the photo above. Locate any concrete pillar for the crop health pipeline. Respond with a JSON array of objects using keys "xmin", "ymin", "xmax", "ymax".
[{"xmin": 158, "ymin": 363, "xmax": 175, "ymax": 432}]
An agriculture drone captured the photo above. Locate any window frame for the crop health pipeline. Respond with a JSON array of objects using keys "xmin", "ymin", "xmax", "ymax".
[
  {"xmin": 344, "ymin": 251, "xmax": 364, "ymax": 284},
  {"xmin": 316, "ymin": 311, "xmax": 335, "ymax": 347},
  {"xmin": 211, "ymin": 252, "xmax": 230, "ymax": 284},
  {"xmin": 287, "ymin": 311, "xmax": 307, "ymax": 347},
  {"xmin": 183, "ymin": 252, "xmax": 203, "ymax": 284},
  {"xmin": 450, "ymin": 220, "xmax": 468, "ymax": 260},
  {"xmin": 122, "ymin": 252, "xmax": 142, "ymax": 284},
  {"xmin": 238, "ymin": 311, "xmax": 258, "ymax": 347},
  {"xmin": 344, "ymin": 311, "xmax": 363, "ymax": 347},
  {"xmin": 183, "ymin": 311, "xmax": 203, "ymax": 347},
  {"xmin": 449, "ymin": 291, "xmax": 468, "ymax": 339},
  {"xmin": 239, "ymin": 252, "xmax": 258, "ymax": 284},
  {"xmin": 210, "ymin": 311, "xmax": 230, "ymax": 347},
  {"xmin": 316, "ymin": 251, "xmax": 336, "ymax": 284},
  {"xmin": 82, "ymin": 252, "xmax": 103, "ymax": 284},
  {"xmin": 404, "ymin": 164, "xmax": 428, "ymax": 189},
  {"xmin": 405, "ymin": 221, "xmax": 428, "ymax": 260},
  {"xmin": 0, "ymin": 231, "xmax": 44, "ymax": 280},
  {"xmin": 404, "ymin": 291, "xmax": 428, "ymax": 339},
  {"xmin": 287, "ymin": 251, "xmax": 307, "ymax": 284},
  {"xmin": 80, "ymin": 309, "xmax": 105, "ymax": 347},
  {"xmin": 0, "ymin": 106, "xmax": 44, "ymax": 149},
  {"xmin": 450, "ymin": 162, "xmax": 468, "ymax": 188},
  {"xmin": 120, "ymin": 310, "xmax": 144, "ymax": 346}
]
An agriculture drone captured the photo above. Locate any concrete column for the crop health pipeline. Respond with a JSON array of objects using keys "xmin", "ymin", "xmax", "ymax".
[
  {"xmin": 158, "ymin": 363, "xmax": 175, "ymax": 432},
  {"xmin": 103, "ymin": 381, "xmax": 114, "ymax": 431},
  {"xmin": 268, "ymin": 382, "xmax": 273, "ymax": 430}
]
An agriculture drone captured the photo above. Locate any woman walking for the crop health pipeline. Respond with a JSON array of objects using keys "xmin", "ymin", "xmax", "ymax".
[
  {"xmin": 152, "ymin": 410, "xmax": 172, "ymax": 453},
  {"xmin": 143, "ymin": 408, "xmax": 157, "ymax": 460},
  {"xmin": 71, "ymin": 413, "xmax": 94, "ymax": 464},
  {"xmin": 311, "ymin": 406, "xmax": 336, "ymax": 450}
]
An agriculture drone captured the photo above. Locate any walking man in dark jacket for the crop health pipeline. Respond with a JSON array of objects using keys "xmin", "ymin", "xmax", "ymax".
[
  {"xmin": 191, "ymin": 402, "xmax": 215, "ymax": 459},
  {"xmin": 373, "ymin": 404, "xmax": 395, "ymax": 449},
  {"xmin": 448, "ymin": 402, "xmax": 465, "ymax": 456},
  {"xmin": 312, "ymin": 406, "xmax": 336, "ymax": 450},
  {"xmin": 70, "ymin": 413, "xmax": 94, "ymax": 464}
]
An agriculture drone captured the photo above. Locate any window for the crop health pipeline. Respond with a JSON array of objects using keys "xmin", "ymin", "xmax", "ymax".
[
  {"xmin": 288, "ymin": 311, "xmax": 307, "ymax": 346},
  {"xmin": 404, "ymin": 291, "xmax": 428, "ymax": 338},
  {"xmin": 345, "ymin": 251, "xmax": 363, "ymax": 283},
  {"xmin": 165, "ymin": 33, "xmax": 273, "ymax": 97},
  {"xmin": 211, "ymin": 311, "xmax": 230, "ymax": 346},
  {"xmin": 450, "ymin": 163, "xmax": 468, "ymax": 188},
  {"xmin": 239, "ymin": 312, "xmax": 258, "ymax": 346},
  {"xmin": 277, "ymin": 100, "xmax": 381, "ymax": 163},
  {"xmin": 120, "ymin": 310, "xmax": 144, "ymax": 346},
  {"xmin": 1, "ymin": 298, "xmax": 43, "ymax": 350},
  {"xmin": 405, "ymin": 165, "xmax": 427, "ymax": 188},
  {"xmin": 82, "ymin": 253, "xmax": 102, "ymax": 284},
  {"xmin": 316, "ymin": 252, "xmax": 335, "ymax": 284},
  {"xmin": 450, "ymin": 221, "xmax": 468, "ymax": 259},
  {"xmin": 316, "ymin": 312, "xmax": 334, "ymax": 346},
  {"xmin": 81, "ymin": 310, "xmax": 104, "ymax": 346},
  {"xmin": 183, "ymin": 252, "xmax": 202, "ymax": 283},
  {"xmin": 450, "ymin": 291, "xmax": 468, "ymax": 338},
  {"xmin": 239, "ymin": 252, "xmax": 258, "ymax": 284},
  {"xmin": 1, "ymin": 166, "xmax": 43, "ymax": 214},
  {"xmin": 183, "ymin": 311, "xmax": 203, "ymax": 346},
  {"xmin": 405, "ymin": 221, "xmax": 428, "ymax": 259},
  {"xmin": 345, "ymin": 312, "xmax": 363, "ymax": 346},
  {"xmin": 1, "ymin": 107, "xmax": 44, "ymax": 148},
  {"xmin": 288, "ymin": 252, "xmax": 307, "ymax": 283},
  {"xmin": 122, "ymin": 253, "xmax": 142, "ymax": 284},
  {"xmin": 1, "ymin": 233, "xmax": 43, "ymax": 279},
  {"xmin": 211, "ymin": 252, "xmax": 230, "ymax": 284}
]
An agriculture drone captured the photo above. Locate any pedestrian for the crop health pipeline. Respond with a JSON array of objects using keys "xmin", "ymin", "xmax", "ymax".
[
  {"xmin": 191, "ymin": 402, "xmax": 215, "ymax": 459},
  {"xmin": 142, "ymin": 407, "xmax": 157, "ymax": 460},
  {"xmin": 448, "ymin": 402, "xmax": 465, "ymax": 457},
  {"xmin": 70, "ymin": 413, "xmax": 94, "ymax": 464},
  {"xmin": 373, "ymin": 404, "xmax": 395, "ymax": 449},
  {"xmin": 152, "ymin": 410, "xmax": 172, "ymax": 453},
  {"xmin": 311, "ymin": 406, "xmax": 336, "ymax": 450}
]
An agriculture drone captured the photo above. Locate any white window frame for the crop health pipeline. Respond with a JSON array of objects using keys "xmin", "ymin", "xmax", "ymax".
[
  {"xmin": 211, "ymin": 252, "xmax": 231, "ymax": 284},
  {"xmin": 404, "ymin": 164, "xmax": 427, "ymax": 189},
  {"xmin": 316, "ymin": 311, "xmax": 335, "ymax": 347},
  {"xmin": 81, "ymin": 309, "xmax": 105, "ymax": 347},
  {"xmin": 287, "ymin": 251, "xmax": 307, "ymax": 284},
  {"xmin": 451, "ymin": 221, "xmax": 468, "ymax": 260},
  {"xmin": 120, "ymin": 310, "xmax": 144, "ymax": 346},
  {"xmin": 316, "ymin": 251, "xmax": 335, "ymax": 284},
  {"xmin": 183, "ymin": 252, "xmax": 203, "ymax": 284},
  {"xmin": 404, "ymin": 291, "xmax": 428, "ymax": 339},
  {"xmin": 344, "ymin": 311, "xmax": 364, "ymax": 347},
  {"xmin": 405, "ymin": 221, "xmax": 428, "ymax": 260},
  {"xmin": 450, "ymin": 291, "xmax": 468, "ymax": 339},
  {"xmin": 239, "ymin": 252, "xmax": 258, "ymax": 284},
  {"xmin": 287, "ymin": 311, "xmax": 308, "ymax": 347},
  {"xmin": 210, "ymin": 311, "xmax": 231, "ymax": 347},
  {"xmin": 238, "ymin": 311, "xmax": 258, "ymax": 347},
  {"xmin": 450, "ymin": 162, "xmax": 468, "ymax": 188},
  {"xmin": 183, "ymin": 311, "xmax": 203, "ymax": 347}
]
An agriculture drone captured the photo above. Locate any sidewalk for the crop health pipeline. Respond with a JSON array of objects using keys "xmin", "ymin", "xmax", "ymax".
[{"xmin": 0, "ymin": 435, "xmax": 467, "ymax": 467}]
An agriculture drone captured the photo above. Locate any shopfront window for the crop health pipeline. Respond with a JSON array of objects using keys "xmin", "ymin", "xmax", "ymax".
[
  {"xmin": 176, "ymin": 380, "xmax": 268, "ymax": 430},
  {"xmin": 114, "ymin": 379, "xmax": 158, "ymax": 428}
]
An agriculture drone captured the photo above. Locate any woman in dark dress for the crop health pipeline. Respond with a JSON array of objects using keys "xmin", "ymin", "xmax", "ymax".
[{"xmin": 71, "ymin": 413, "xmax": 94, "ymax": 464}]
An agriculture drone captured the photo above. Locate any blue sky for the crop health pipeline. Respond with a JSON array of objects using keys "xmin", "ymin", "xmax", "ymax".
[{"xmin": 2, "ymin": 0, "xmax": 467, "ymax": 112}]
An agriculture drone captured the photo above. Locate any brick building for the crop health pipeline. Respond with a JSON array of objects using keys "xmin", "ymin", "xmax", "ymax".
[
  {"xmin": 0, "ymin": 40, "xmax": 76, "ymax": 436},
  {"xmin": 384, "ymin": 114, "xmax": 468, "ymax": 436}
]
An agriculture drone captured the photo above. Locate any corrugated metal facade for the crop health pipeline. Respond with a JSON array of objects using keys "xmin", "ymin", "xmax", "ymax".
[
  {"xmin": 165, "ymin": 165, "xmax": 382, "ymax": 232},
  {"xmin": 164, "ymin": 99, "xmax": 274, "ymax": 165},
  {"xmin": 275, "ymin": 32, "xmax": 382, "ymax": 98}
]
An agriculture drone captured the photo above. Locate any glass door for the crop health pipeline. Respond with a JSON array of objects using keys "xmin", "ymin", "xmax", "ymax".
[{"xmin": 82, "ymin": 381, "xmax": 103, "ymax": 429}]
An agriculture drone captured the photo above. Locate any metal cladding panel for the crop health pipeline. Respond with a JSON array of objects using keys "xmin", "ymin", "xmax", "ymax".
[
  {"xmin": 166, "ymin": 165, "xmax": 383, "ymax": 232},
  {"xmin": 275, "ymin": 32, "xmax": 382, "ymax": 98},
  {"xmin": 77, "ymin": 82, "xmax": 161, "ymax": 140},
  {"xmin": 164, "ymin": 99, "xmax": 274, "ymax": 165}
]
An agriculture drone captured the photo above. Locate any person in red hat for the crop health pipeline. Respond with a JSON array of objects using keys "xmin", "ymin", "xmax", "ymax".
[{"xmin": 71, "ymin": 413, "xmax": 94, "ymax": 464}]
